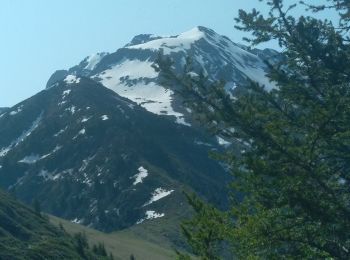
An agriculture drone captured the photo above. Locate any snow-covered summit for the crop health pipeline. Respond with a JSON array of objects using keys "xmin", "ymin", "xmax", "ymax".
[
  {"xmin": 126, "ymin": 26, "xmax": 206, "ymax": 54},
  {"xmin": 47, "ymin": 26, "xmax": 280, "ymax": 126},
  {"xmin": 124, "ymin": 34, "xmax": 163, "ymax": 47}
]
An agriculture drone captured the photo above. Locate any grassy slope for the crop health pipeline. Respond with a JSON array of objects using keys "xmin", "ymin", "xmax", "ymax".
[
  {"xmin": 50, "ymin": 215, "xmax": 177, "ymax": 260},
  {"xmin": 0, "ymin": 190, "xmax": 106, "ymax": 260}
]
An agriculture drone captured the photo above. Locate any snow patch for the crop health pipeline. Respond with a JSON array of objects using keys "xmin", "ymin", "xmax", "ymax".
[
  {"xmin": 136, "ymin": 210, "xmax": 165, "ymax": 224},
  {"xmin": 84, "ymin": 53, "xmax": 107, "ymax": 70},
  {"xmin": 0, "ymin": 113, "xmax": 42, "ymax": 157},
  {"xmin": 64, "ymin": 75, "xmax": 81, "ymax": 84},
  {"xmin": 132, "ymin": 166, "xmax": 149, "ymax": 185},
  {"xmin": 18, "ymin": 154, "xmax": 40, "ymax": 164},
  {"xmin": 71, "ymin": 218, "xmax": 84, "ymax": 224},
  {"xmin": 101, "ymin": 115, "xmax": 109, "ymax": 121},
  {"xmin": 144, "ymin": 187, "xmax": 174, "ymax": 206},
  {"xmin": 79, "ymin": 155, "xmax": 95, "ymax": 172},
  {"xmin": 38, "ymin": 169, "xmax": 57, "ymax": 181},
  {"xmin": 73, "ymin": 128, "xmax": 86, "ymax": 139},
  {"xmin": 216, "ymin": 136, "xmax": 231, "ymax": 147},
  {"xmin": 176, "ymin": 117, "xmax": 191, "ymax": 126},
  {"xmin": 58, "ymin": 100, "xmax": 67, "ymax": 106},
  {"xmin": 81, "ymin": 116, "xmax": 91, "ymax": 123},
  {"xmin": 40, "ymin": 145, "xmax": 62, "ymax": 159},
  {"xmin": 62, "ymin": 89, "xmax": 71, "ymax": 96},
  {"xmin": 195, "ymin": 140, "xmax": 212, "ymax": 147},
  {"xmin": 54, "ymin": 127, "xmax": 68, "ymax": 137},
  {"xmin": 82, "ymin": 172, "xmax": 93, "ymax": 187},
  {"xmin": 9, "ymin": 106, "xmax": 23, "ymax": 116},
  {"xmin": 66, "ymin": 106, "xmax": 76, "ymax": 114}
]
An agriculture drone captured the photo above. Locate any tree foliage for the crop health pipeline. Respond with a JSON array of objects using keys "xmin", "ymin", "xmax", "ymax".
[
  {"xmin": 156, "ymin": 0, "xmax": 350, "ymax": 259},
  {"xmin": 176, "ymin": 193, "xmax": 228, "ymax": 260}
]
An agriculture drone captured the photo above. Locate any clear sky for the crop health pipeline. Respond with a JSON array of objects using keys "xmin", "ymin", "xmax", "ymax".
[{"xmin": 0, "ymin": 0, "xmax": 337, "ymax": 107}]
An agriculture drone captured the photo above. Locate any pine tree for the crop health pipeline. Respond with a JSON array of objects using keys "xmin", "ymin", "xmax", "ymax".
[
  {"xmin": 156, "ymin": 0, "xmax": 350, "ymax": 259},
  {"xmin": 74, "ymin": 232, "xmax": 89, "ymax": 257},
  {"xmin": 92, "ymin": 242, "xmax": 107, "ymax": 256},
  {"xmin": 177, "ymin": 193, "xmax": 226, "ymax": 260}
]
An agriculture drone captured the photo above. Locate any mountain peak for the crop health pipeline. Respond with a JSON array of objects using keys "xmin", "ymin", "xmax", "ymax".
[
  {"xmin": 125, "ymin": 34, "xmax": 163, "ymax": 47},
  {"xmin": 195, "ymin": 25, "xmax": 216, "ymax": 34},
  {"xmin": 45, "ymin": 26, "xmax": 278, "ymax": 125},
  {"xmin": 124, "ymin": 26, "xmax": 206, "ymax": 54},
  {"xmin": 125, "ymin": 26, "xmax": 209, "ymax": 49}
]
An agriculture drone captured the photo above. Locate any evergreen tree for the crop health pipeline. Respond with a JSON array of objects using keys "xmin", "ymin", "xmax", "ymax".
[
  {"xmin": 93, "ymin": 242, "xmax": 108, "ymax": 256},
  {"xmin": 177, "ymin": 193, "xmax": 227, "ymax": 260},
  {"xmin": 74, "ymin": 232, "xmax": 89, "ymax": 257},
  {"xmin": 156, "ymin": 0, "xmax": 350, "ymax": 259}
]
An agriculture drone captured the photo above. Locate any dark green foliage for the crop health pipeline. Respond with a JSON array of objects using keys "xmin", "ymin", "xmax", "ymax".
[
  {"xmin": 176, "ymin": 252, "xmax": 192, "ymax": 260},
  {"xmin": 74, "ymin": 231, "xmax": 89, "ymax": 257},
  {"xmin": 92, "ymin": 242, "xmax": 108, "ymax": 256},
  {"xmin": 178, "ymin": 193, "xmax": 227, "ymax": 260},
  {"xmin": 0, "ymin": 189, "xmax": 109, "ymax": 259},
  {"xmin": 158, "ymin": 1, "xmax": 350, "ymax": 259}
]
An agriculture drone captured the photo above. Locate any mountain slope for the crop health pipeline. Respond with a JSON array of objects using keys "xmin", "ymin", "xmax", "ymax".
[
  {"xmin": 47, "ymin": 26, "xmax": 279, "ymax": 126},
  {"xmin": 50, "ymin": 214, "xmax": 179, "ymax": 260},
  {"xmin": 0, "ymin": 76, "xmax": 229, "ymax": 247},
  {"xmin": 0, "ymin": 189, "xmax": 109, "ymax": 260}
]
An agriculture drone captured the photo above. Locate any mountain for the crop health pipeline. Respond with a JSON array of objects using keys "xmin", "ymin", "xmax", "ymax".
[
  {"xmin": 47, "ymin": 26, "xmax": 279, "ymax": 126},
  {"xmin": 0, "ymin": 26, "xmax": 279, "ymax": 251},
  {"xmin": 0, "ymin": 76, "xmax": 229, "ymax": 247},
  {"xmin": 0, "ymin": 188, "xmax": 110, "ymax": 260}
]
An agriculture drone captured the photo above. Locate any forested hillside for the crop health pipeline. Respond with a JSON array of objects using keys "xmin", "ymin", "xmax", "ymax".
[{"xmin": 0, "ymin": 189, "xmax": 111, "ymax": 259}]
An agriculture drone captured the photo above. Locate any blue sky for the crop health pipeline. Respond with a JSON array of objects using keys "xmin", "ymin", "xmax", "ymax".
[{"xmin": 0, "ymin": 0, "xmax": 337, "ymax": 107}]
